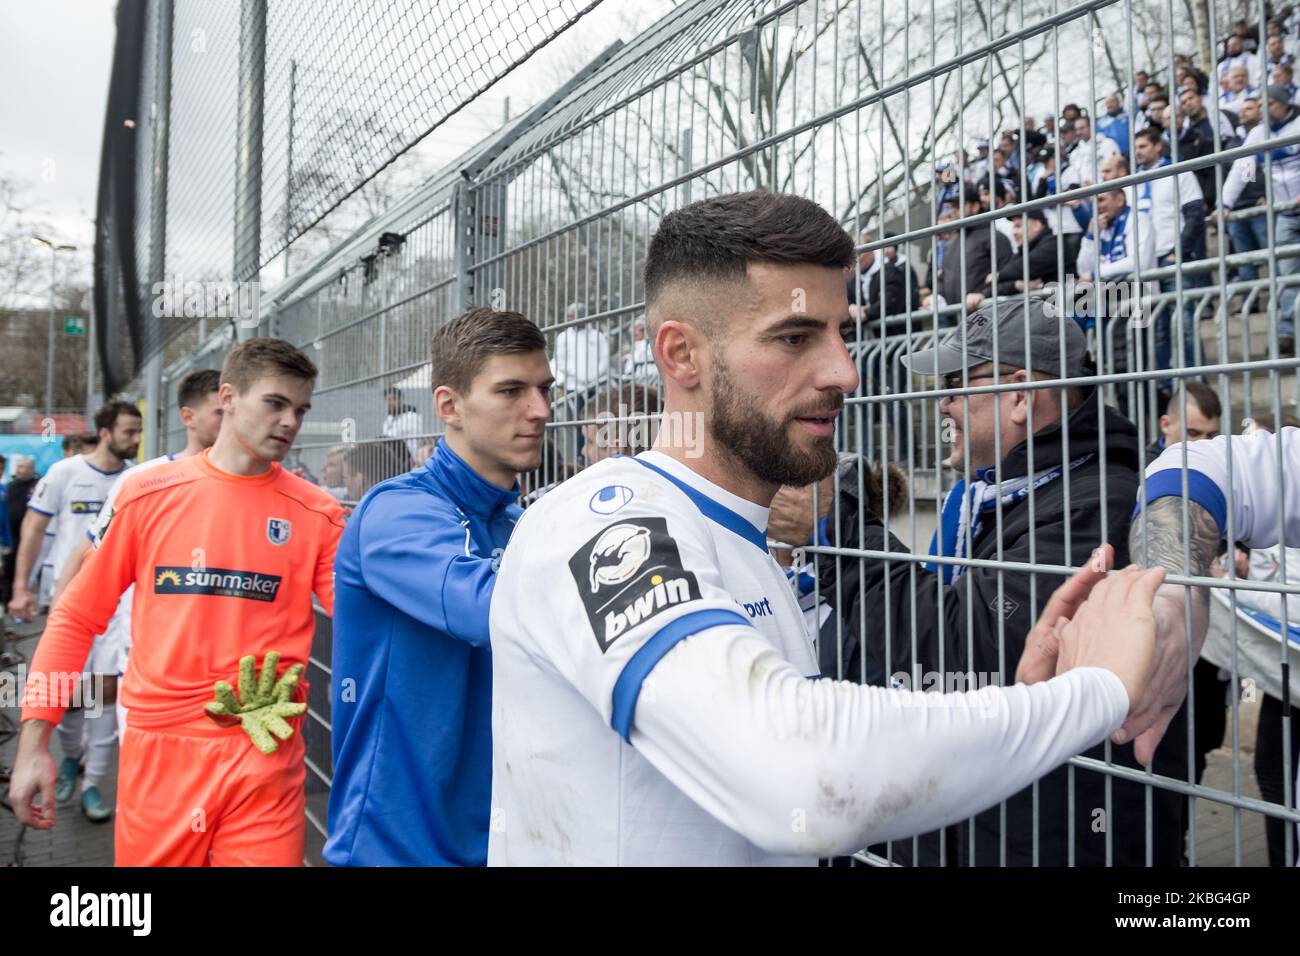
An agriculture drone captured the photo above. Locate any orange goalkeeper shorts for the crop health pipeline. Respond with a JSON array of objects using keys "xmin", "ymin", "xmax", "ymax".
[{"xmin": 114, "ymin": 720, "xmax": 306, "ymax": 867}]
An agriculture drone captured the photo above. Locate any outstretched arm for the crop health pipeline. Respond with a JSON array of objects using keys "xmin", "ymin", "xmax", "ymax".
[
  {"xmin": 1123, "ymin": 427, "xmax": 1300, "ymax": 762},
  {"xmin": 1119, "ymin": 496, "xmax": 1219, "ymax": 763},
  {"xmin": 630, "ymin": 567, "xmax": 1161, "ymax": 856}
]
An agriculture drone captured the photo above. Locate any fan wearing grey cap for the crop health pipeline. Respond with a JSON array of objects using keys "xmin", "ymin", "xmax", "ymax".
[
  {"xmin": 1219, "ymin": 82, "xmax": 1300, "ymax": 353},
  {"xmin": 819, "ymin": 296, "xmax": 1188, "ymax": 866}
]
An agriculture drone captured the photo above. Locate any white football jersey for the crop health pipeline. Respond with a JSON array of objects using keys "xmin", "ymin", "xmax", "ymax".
[
  {"xmin": 488, "ymin": 450, "xmax": 818, "ymax": 866},
  {"xmin": 87, "ymin": 454, "xmax": 175, "ymax": 669},
  {"xmin": 1143, "ymin": 426, "xmax": 1300, "ymax": 549},
  {"xmin": 491, "ymin": 452, "xmax": 1133, "ymax": 867},
  {"xmin": 28, "ymin": 455, "xmax": 128, "ymax": 580}
]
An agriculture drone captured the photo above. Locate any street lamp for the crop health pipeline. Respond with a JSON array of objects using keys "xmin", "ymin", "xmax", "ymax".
[{"xmin": 31, "ymin": 236, "xmax": 78, "ymax": 417}]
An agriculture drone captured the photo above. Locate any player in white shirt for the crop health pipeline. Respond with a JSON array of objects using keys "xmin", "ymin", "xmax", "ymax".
[
  {"xmin": 30, "ymin": 436, "xmax": 93, "ymax": 609},
  {"xmin": 488, "ymin": 190, "xmax": 1165, "ymax": 866},
  {"xmin": 8, "ymin": 401, "xmax": 142, "ymax": 821},
  {"xmin": 1120, "ymin": 422, "xmax": 1300, "ymax": 863},
  {"xmin": 52, "ymin": 370, "xmax": 224, "ymax": 754}
]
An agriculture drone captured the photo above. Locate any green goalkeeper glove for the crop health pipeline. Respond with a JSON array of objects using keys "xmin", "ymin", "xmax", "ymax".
[{"xmin": 204, "ymin": 651, "xmax": 307, "ymax": 755}]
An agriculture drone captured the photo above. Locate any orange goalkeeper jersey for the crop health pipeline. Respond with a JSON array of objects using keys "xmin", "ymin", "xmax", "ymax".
[{"xmin": 23, "ymin": 450, "xmax": 345, "ymax": 730}]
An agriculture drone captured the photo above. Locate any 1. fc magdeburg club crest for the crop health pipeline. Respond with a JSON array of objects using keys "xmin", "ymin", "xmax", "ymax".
[{"xmin": 267, "ymin": 517, "xmax": 292, "ymax": 546}]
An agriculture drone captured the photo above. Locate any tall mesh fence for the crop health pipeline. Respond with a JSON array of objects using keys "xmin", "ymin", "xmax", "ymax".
[
  {"xmin": 96, "ymin": 0, "xmax": 607, "ymax": 390},
  {"xmin": 136, "ymin": 0, "xmax": 1300, "ymax": 866}
]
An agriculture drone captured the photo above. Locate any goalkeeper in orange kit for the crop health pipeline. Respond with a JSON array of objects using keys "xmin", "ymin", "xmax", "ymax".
[{"xmin": 8, "ymin": 338, "xmax": 346, "ymax": 866}]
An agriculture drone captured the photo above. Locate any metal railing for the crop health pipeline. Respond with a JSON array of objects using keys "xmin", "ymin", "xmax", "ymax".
[{"xmin": 135, "ymin": 0, "xmax": 1300, "ymax": 866}]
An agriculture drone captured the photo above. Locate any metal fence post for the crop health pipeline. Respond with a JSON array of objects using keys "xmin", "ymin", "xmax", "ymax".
[
  {"xmin": 453, "ymin": 179, "xmax": 475, "ymax": 315},
  {"xmin": 86, "ymin": 300, "xmax": 97, "ymax": 421},
  {"xmin": 144, "ymin": 0, "xmax": 173, "ymax": 458},
  {"xmin": 234, "ymin": 0, "xmax": 265, "ymax": 340}
]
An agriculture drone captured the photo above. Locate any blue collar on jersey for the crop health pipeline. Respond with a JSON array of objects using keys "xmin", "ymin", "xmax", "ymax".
[
  {"xmin": 630, "ymin": 455, "xmax": 769, "ymax": 552},
  {"xmin": 422, "ymin": 439, "xmax": 519, "ymax": 518},
  {"xmin": 82, "ymin": 458, "xmax": 128, "ymax": 477}
]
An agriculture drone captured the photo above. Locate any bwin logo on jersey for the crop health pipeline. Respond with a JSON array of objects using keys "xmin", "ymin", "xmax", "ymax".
[
  {"xmin": 267, "ymin": 517, "xmax": 292, "ymax": 546},
  {"xmin": 569, "ymin": 516, "xmax": 703, "ymax": 652},
  {"xmin": 604, "ymin": 573, "xmax": 694, "ymax": 643}
]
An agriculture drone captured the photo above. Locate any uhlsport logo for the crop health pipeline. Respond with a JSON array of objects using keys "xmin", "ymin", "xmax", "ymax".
[
  {"xmin": 588, "ymin": 484, "xmax": 634, "ymax": 515},
  {"xmin": 153, "ymin": 566, "xmax": 282, "ymax": 602},
  {"xmin": 267, "ymin": 517, "xmax": 292, "ymax": 546},
  {"xmin": 569, "ymin": 516, "xmax": 701, "ymax": 652}
]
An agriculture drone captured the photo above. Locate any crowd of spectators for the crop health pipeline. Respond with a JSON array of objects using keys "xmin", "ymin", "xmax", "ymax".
[
  {"xmin": 803, "ymin": 14, "xmax": 1300, "ymax": 858},
  {"xmin": 850, "ymin": 5, "xmax": 1300, "ymax": 369}
]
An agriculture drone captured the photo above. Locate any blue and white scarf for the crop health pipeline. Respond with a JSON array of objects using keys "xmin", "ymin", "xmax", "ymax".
[
  {"xmin": 1266, "ymin": 109, "xmax": 1300, "ymax": 166},
  {"xmin": 924, "ymin": 454, "xmax": 1094, "ymax": 584},
  {"xmin": 1099, "ymin": 206, "xmax": 1131, "ymax": 265},
  {"xmin": 1136, "ymin": 157, "xmax": 1169, "ymax": 211}
]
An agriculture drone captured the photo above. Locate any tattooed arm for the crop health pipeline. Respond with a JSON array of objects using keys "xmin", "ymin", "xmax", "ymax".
[
  {"xmin": 1128, "ymin": 494, "xmax": 1222, "ymax": 578},
  {"xmin": 1117, "ymin": 496, "xmax": 1220, "ymax": 764}
]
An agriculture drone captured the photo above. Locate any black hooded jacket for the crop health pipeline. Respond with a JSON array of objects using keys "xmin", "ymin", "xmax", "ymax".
[
  {"xmin": 818, "ymin": 392, "xmax": 1188, "ymax": 866},
  {"xmin": 847, "ymin": 259, "xmax": 922, "ymax": 322},
  {"xmin": 940, "ymin": 223, "xmax": 1013, "ymax": 305},
  {"xmin": 982, "ymin": 226, "xmax": 1062, "ymax": 296}
]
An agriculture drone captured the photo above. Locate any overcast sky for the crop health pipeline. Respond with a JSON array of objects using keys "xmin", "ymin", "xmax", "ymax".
[
  {"xmin": 0, "ymin": 0, "xmax": 670, "ymax": 296},
  {"xmin": 1, "ymin": 0, "xmax": 117, "ymax": 256}
]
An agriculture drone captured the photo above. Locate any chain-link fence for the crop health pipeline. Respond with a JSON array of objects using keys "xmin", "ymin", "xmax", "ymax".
[
  {"xmin": 95, "ymin": 0, "xmax": 607, "ymax": 395},
  {"xmin": 126, "ymin": 0, "xmax": 1300, "ymax": 866}
]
